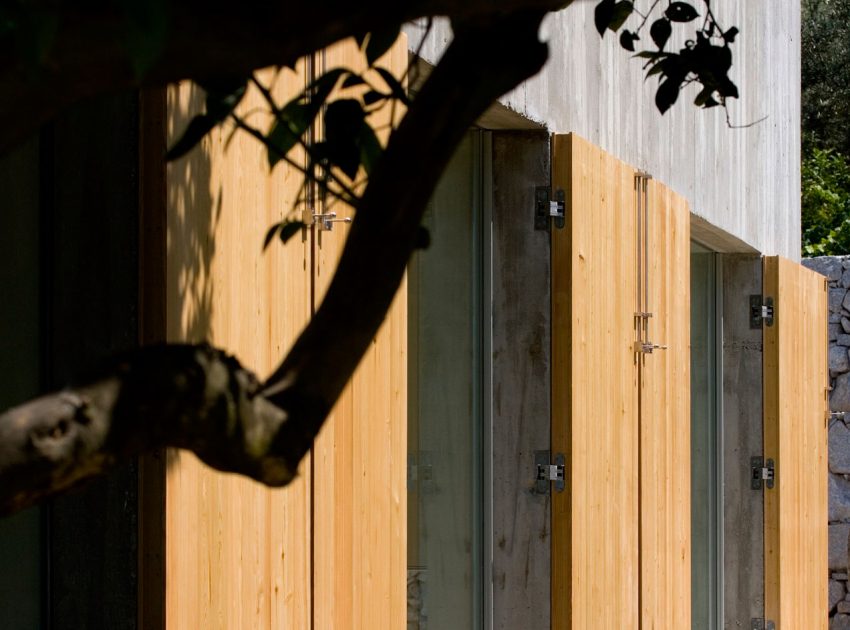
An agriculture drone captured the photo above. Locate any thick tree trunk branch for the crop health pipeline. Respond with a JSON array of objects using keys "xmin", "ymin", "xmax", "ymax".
[
  {"xmin": 0, "ymin": 345, "xmax": 289, "ymax": 515},
  {"xmin": 0, "ymin": 0, "xmax": 567, "ymax": 153},
  {"xmin": 0, "ymin": 11, "xmax": 549, "ymax": 515}
]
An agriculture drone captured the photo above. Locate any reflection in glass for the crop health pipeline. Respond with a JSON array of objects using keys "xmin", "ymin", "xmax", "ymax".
[
  {"xmin": 407, "ymin": 132, "xmax": 483, "ymax": 630},
  {"xmin": 691, "ymin": 243, "xmax": 719, "ymax": 630}
]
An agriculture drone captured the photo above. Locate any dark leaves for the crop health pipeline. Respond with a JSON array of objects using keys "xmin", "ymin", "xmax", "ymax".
[
  {"xmin": 363, "ymin": 24, "xmax": 401, "ymax": 66},
  {"xmin": 655, "ymin": 77, "xmax": 683, "ymax": 113},
  {"xmin": 324, "ymin": 99, "xmax": 378, "ymax": 179},
  {"xmin": 620, "ymin": 30, "xmax": 639, "ymax": 51},
  {"xmin": 650, "ymin": 18, "xmax": 672, "ymax": 50},
  {"xmin": 595, "ymin": 0, "xmax": 634, "ymax": 36},
  {"xmin": 263, "ymin": 220, "xmax": 305, "ymax": 250},
  {"xmin": 665, "ymin": 2, "xmax": 699, "ymax": 22},
  {"xmin": 374, "ymin": 67, "xmax": 410, "ymax": 105},
  {"xmin": 166, "ymin": 79, "xmax": 248, "ymax": 160},
  {"xmin": 723, "ymin": 27, "xmax": 739, "ymax": 43}
]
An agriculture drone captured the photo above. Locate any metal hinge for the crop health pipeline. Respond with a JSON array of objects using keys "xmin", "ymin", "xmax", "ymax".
[
  {"xmin": 535, "ymin": 450, "xmax": 565, "ymax": 494},
  {"xmin": 749, "ymin": 295, "xmax": 775, "ymax": 328},
  {"xmin": 752, "ymin": 618, "xmax": 775, "ymax": 630},
  {"xmin": 751, "ymin": 456, "xmax": 775, "ymax": 490},
  {"xmin": 535, "ymin": 187, "xmax": 565, "ymax": 231}
]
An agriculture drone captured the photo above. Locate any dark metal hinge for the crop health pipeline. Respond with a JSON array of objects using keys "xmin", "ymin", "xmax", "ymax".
[
  {"xmin": 751, "ymin": 456, "xmax": 775, "ymax": 490},
  {"xmin": 752, "ymin": 618, "xmax": 775, "ymax": 630},
  {"xmin": 535, "ymin": 450, "xmax": 565, "ymax": 494},
  {"xmin": 749, "ymin": 295, "xmax": 774, "ymax": 328},
  {"xmin": 535, "ymin": 187, "xmax": 565, "ymax": 231}
]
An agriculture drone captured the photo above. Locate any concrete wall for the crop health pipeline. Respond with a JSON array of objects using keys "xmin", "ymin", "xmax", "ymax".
[{"xmin": 405, "ymin": 0, "xmax": 800, "ymax": 259}]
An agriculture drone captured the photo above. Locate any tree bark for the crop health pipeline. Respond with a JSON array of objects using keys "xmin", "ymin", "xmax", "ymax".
[{"xmin": 0, "ymin": 11, "xmax": 550, "ymax": 515}]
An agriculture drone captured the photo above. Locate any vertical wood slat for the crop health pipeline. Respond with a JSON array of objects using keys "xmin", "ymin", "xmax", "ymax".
[
  {"xmin": 163, "ymin": 64, "xmax": 312, "ymax": 629},
  {"xmin": 639, "ymin": 180, "xmax": 691, "ymax": 630},
  {"xmin": 763, "ymin": 256, "xmax": 828, "ymax": 630},
  {"xmin": 551, "ymin": 133, "xmax": 639, "ymax": 629},
  {"xmin": 312, "ymin": 36, "xmax": 408, "ymax": 630}
]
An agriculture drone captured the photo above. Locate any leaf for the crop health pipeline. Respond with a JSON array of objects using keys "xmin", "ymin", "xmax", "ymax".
[
  {"xmin": 595, "ymin": 0, "xmax": 616, "ymax": 36},
  {"xmin": 363, "ymin": 90, "xmax": 388, "ymax": 106},
  {"xmin": 650, "ymin": 18, "xmax": 672, "ymax": 50},
  {"xmin": 365, "ymin": 24, "xmax": 401, "ymax": 66},
  {"xmin": 609, "ymin": 1, "xmax": 634, "ymax": 32},
  {"xmin": 279, "ymin": 221, "xmax": 305, "ymax": 243},
  {"xmin": 359, "ymin": 124, "xmax": 382, "ymax": 175},
  {"xmin": 374, "ymin": 67, "xmax": 409, "ymax": 104},
  {"xmin": 307, "ymin": 68, "xmax": 349, "ymax": 103},
  {"xmin": 665, "ymin": 2, "xmax": 699, "ymax": 23},
  {"xmin": 620, "ymin": 30, "xmax": 638, "ymax": 51},
  {"xmin": 724, "ymin": 27, "xmax": 739, "ymax": 43},
  {"xmin": 694, "ymin": 86, "xmax": 714, "ymax": 107},
  {"xmin": 165, "ymin": 115, "xmax": 217, "ymax": 161},
  {"xmin": 201, "ymin": 79, "xmax": 248, "ymax": 120},
  {"xmin": 342, "ymin": 74, "xmax": 368, "ymax": 89},
  {"xmin": 655, "ymin": 77, "xmax": 683, "ymax": 114},
  {"xmin": 263, "ymin": 223, "xmax": 281, "ymax": 251},
  {"xmin": 325, "ymin": 99, "xmax": 368, "ymax": 179},
  {"xmin": 267, "ymin": 100, "xmax": 314, "ymax": 169}
]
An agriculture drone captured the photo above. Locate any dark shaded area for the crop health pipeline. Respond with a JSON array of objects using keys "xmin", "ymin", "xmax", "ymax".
[{"xmin": 42, "ymin": 94, "xmax": 140, "ymax": 630}]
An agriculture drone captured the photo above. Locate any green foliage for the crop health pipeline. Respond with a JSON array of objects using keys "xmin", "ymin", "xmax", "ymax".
[
  {"xmin": 802, "ymin": 0, "xmax": 850, "ymax": 154},
  {"xmin": 802, "ymin": 148, "xmax": 850, "ymax": 255},
  {"xmin": 594, "ymin": 0, "xmax": 739, "ymax": 114}
]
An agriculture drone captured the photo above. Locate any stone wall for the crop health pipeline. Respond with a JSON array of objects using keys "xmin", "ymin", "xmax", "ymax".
[{"xmin": 802, "ymin": 256, "xmax": 850, "ymax": 628}]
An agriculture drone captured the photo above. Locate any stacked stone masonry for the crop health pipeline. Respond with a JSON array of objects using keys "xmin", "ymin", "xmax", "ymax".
[{"xmin": 803, "ymin": 256, "xmax": 850, "ymax": 629}]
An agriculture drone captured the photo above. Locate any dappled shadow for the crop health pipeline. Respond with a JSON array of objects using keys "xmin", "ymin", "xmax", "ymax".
[{"xmin": 166, "ymin": 83, "xmax": 219, "ymax": 345}]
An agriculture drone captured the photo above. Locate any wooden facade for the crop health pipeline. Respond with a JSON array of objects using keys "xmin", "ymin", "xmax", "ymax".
[
  {"xmin": 143, "ymin": 37, "xmax": 408, "ymax": 629},
  {"xmin": 551, "ymin": 134, "xmax": 691, "ymax": 629},
  {"xmin": 763, "ymin": 257, "xmax": 828, "ymax": 630},
  {"xmin": 136, "ymin": 81, "xmax": 827, "ymax": 629}
]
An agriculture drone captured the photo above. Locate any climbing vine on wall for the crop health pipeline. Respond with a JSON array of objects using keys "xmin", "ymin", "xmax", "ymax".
[{"xmin": 594, "ymin": 0, "xmax": 739, "ymax": 114}]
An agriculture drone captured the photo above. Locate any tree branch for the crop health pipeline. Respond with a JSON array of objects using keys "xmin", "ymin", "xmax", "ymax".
[
  {"xmin": 0, "ymin": 0, "xmax": 567, "ymax": 153},
  {"xmin": 0, "ymin": 10, "xmax": 549, "ymax": 515}
]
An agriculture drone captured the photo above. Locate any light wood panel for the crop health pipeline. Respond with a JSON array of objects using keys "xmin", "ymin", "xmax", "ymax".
[
  {"xmin": 551, "ymin": 133, "xmax": 639, "ymax": 629},
  {"xmin": 763, "ymin": 256, "xmax": 828, "ymax": 630},
  {"xmin": 312, "ymin": 35, "xmax": 408, "ymax": 630},
  {"xmin": 164, "ymin": 64, "xmax": 312, "ymax": 629},
  {"xmin": 639, "ymin": 179, "xmax": 691, "ymax": 630}
]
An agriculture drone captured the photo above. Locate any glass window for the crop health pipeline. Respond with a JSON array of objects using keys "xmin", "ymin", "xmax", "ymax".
[
  {"xmin": 690, "ymin": 242, "xmax": 720, "ymax": 630},
  {"xmin": 407, "ymin": 131, "xmax": 484, "ymax": 630}
]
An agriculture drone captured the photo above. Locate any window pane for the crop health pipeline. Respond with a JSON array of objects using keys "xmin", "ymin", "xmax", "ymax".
[
  {"xmin": 408, "ymin": 132, "xmax": 482, "ymax": 630},
  {"xmin": 690, "ymin": 244, "xmax": 718, "ymax": 630}
]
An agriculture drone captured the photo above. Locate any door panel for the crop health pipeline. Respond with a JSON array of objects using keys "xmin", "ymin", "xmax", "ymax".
[
  {"xmin": 551, "ymin": 134, "xmax": 691, "ymax": 629},
  {"xmin": 551, "ymin": 133, "xmax": 639, "ymax": 629},
  {"xmin": 639, "ymin": 180, "xmax": 691, "ymax": 630},
  {"xmin": 164, "ymin": 64, "xmax": 312, "ymax": 629},
  {"xmin": 763, "ymin": 256, "xmax": 828, "ymax": 630},
  {"xmin": 312, "ymin": 36, "xmax": 408, "ymax": 629}
]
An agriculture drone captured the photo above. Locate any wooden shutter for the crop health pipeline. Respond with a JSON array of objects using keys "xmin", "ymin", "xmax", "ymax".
[
  {"xmin": 639, "ymin": 180, "xmax": 691, "ymax": 629},
  {"xmin": 551, "ymin": 134, "xmax": 690, "ymax": 629},
  {"xmin": 763, "ymin": 256, "xmax": 828, "ymax": 629},
  {"xmin": 163, "ymin": 63, "xmax": 313, "ymax": 629},
  {"xmin": 551, "ymin": 133, "xmax": 640, "ymax": 629},
  {"xmin": 312, "ymin": 36, "xmax": 408, "ymax": 629}
]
